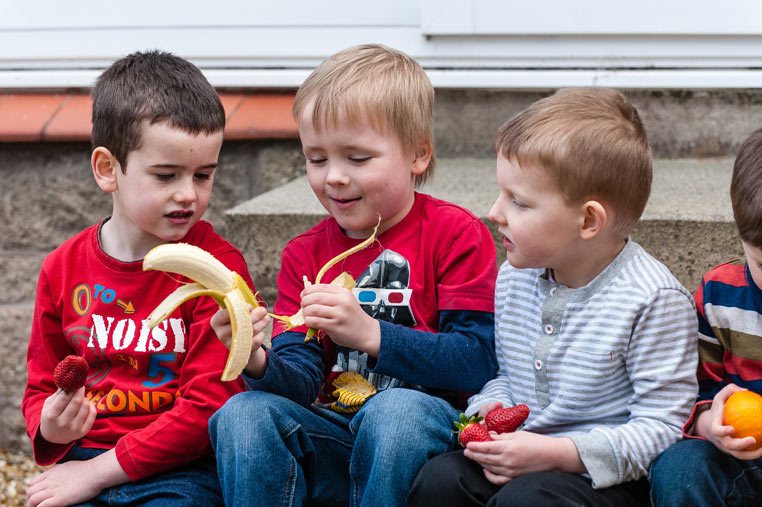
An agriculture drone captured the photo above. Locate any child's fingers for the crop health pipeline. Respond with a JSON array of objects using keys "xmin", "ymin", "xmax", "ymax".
[
  {"xmin": 722, "ymin": 435, "xmax": 758, "ymax": 452},
  {"xmin": 250, "ymin": 306, "xmax": 269, "ymax": 322},
  {"xmin": 46, "ymin": 389, "xmax": 75, "ymax": 415},
  {"xmin": 483, "ymin": 467, "xmax": 510, "ymax": 485},
  {"xmin": 210, "ymin": 307, "xmax": 232, "ymax": 328},
  {"xmin": 478, "ymin": 401, "xmax": 503, "ymax": 418},
  {"xmin": 300, "ymin": 283, "xmax": 343, "ymax": 299}
]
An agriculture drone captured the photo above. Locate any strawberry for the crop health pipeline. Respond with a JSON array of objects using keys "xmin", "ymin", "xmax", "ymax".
[
  {"xmin": 485, "ymin": 404, "xmax": 530, "ymax": 434},
  {"xmin": 53, "ymin": 355, "xmax": 89, "ymax": 392},
  {"xmin": 454, "ymin": 413, "xmax": 492, "ymax": 446}
]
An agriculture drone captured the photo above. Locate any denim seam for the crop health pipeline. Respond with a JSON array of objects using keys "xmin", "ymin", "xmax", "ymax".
[
  {"xmin": 280, "ymin": 421, "xmax": 301, "ymax": 439},
  {"xmin": 281, "ymin": 455, "xmax": 297, "ymax": 507},
  {"xmin": 727, "ymin": 464, "xmax": 762, "ymax": 501},
  {"xmin": 301, "ymin": 422, "xmax": 354, "ymax": 448},
  {"xmin": 351, "ymin": 473, "xmax": 360, "ymax": 507}
]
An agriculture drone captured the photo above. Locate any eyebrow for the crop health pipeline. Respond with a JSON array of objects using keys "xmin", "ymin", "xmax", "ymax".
[{"xmin": 150, "ymin": 163, "xmax": 218, "ymax": 169}]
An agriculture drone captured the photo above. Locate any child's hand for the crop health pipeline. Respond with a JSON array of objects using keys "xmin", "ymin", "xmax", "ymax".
[
  {"xmin": 39, "ymin": 387, "xmax": 96, "ymax": 445},
  {"xmin": 211, "ymin": 305, "xmax": 269, "ymax": 353},
  {"xmin": 300, "ymin": 283, "xmax": 381, "ymax": 355},
  {"xmin": 211, "ymin": 305, "xmax": 270, "ymax": 378},
  {"xmin": 464, "ymin": 432, "xmax": 583, "ymax": 485},
  {"xmin": 26, "ymin": 448, "xmax": 128, "ymax": 507},
  {"xmin": 26, "ymin": 459, "xmax": 103, "ymax": 507},
  {"xmin": 696, "ymin": 384, "xmax": 762, "ymax": 459},
  {"xmin": 478, "ymin": 401, "xmax": 504, "ymax": 419}
]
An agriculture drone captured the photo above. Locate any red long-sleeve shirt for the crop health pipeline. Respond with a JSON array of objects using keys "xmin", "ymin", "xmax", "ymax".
[{"xmin": 22, "ymin": 220, "xmax": 248, "ymax": 480}]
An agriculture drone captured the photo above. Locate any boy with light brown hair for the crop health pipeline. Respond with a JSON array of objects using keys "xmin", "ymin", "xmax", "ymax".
[
  {"xmin": 407, "ymin": 87, "xmax": 699, "ymax": 506},
  {"xmin": 209, "ymin": 44, "xmax": 498, "ymax": 507}
]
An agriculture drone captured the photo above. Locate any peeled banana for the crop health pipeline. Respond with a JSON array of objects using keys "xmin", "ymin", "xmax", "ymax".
[{"xmin": 143, "ymin": 243, "xmax": 259, "ymax": 381}]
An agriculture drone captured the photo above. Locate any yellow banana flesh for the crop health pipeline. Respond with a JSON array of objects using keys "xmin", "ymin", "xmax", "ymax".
[{"xmin": 142, "ymin": 243, "xmax": 259, "ymax": 382}]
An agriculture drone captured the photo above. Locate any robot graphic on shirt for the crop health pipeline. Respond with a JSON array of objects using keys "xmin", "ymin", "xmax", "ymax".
[{"xmin": 334, "ymin": 249, "xmax": 415, "ymax": 391}]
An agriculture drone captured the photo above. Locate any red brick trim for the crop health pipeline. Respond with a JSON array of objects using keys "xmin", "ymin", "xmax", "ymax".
[{"xmin": 0, "ymin": 92, "xmax": 298, "ymax": 142}]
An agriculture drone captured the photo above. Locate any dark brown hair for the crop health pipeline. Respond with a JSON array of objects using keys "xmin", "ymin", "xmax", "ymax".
[
  {"xmin": 731, "ymin": 128, "xmax": 762, "ymax": 247},
  {"xmin": 91, "ymin": 50, "xmax": 225, "ymax": 171}
]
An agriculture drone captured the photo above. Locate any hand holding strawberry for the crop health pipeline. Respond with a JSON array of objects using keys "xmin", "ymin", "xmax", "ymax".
[{"xmin": 53, "ymin": 355, "xmax": 89, "ymax": 392}]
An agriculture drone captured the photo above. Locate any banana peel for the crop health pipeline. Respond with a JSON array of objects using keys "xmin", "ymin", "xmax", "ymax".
[{"xmin": 271, "ymin": 217, "xmax": 381, "ymax": 343}]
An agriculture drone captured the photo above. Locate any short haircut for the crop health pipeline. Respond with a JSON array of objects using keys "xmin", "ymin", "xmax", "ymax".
[
  {"xmin": 495, "ymin": 87, "xmax": 652, "ymax": 239},
  {"xmin": 292, "ymin": 44, "xmax": 435, "ymax": 186},
  {"xmin": 731, "ymin": 128, "xmax": 762, "ymax": 247},
  {"xmin": 91, "ymin": 50, "xmax": 225, "ymax": 171}
]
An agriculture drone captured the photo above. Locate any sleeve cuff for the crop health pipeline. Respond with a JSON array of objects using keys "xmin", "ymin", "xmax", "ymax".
[
  {"xmin": 683, "ymin": 400, "xmax": 712, "ymax": 438},
  {"xmin": 31, "ymin": 424, "xmax": 73, "ymax": 466},
  {"xmin": 569, "ymin": 432, "xmax": 620, "ymax": 489}
]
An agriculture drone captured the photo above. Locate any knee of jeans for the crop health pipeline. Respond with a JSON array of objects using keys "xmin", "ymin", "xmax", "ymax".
[
  {"xmin": 650, "ymin": 439, "xmax": 715, "ymax": 486},
  {"xmin": 353, "ymin": 389, "xmax": 451, "ymax": 449},
  {"xmin": 210, "ymin": 391, "xmax": 280, "ymax": 440}
]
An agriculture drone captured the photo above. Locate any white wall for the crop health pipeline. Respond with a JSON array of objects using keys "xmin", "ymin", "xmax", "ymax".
[{"xmin": 2, "ymin": 0, "xmax": 762, "ymax": 89}]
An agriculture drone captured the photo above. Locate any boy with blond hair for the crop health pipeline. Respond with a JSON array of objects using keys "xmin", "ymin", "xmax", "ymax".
[
  {"xmin": 407, "ymin": 87, "xmax": 699, "ymax": 506},
  {"xmin": 209, "ymin": 44, "xmax": 498, "ymax": 507},
  {"xmin": 649, "ymin": 128, "xmax": 762, "ymax": 506},
  {"xmin": 22, "ymin": 50, "xmax": 252, "ymax": 506}
]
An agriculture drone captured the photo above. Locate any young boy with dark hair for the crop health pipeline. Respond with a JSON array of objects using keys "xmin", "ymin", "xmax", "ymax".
[
  {"xmin": 208, "ymin": 44, "xmax": 498, "ymax": 507},
  {"xmin": 649, "ymin": 127, "xmax": 762, "ymax": 506},
  {"xmin": 407, "ymin": 87, "xmax": 699, "ymax": 506},
  {"xmin": 22, "ymin": 50, "xmax": 253, "ymax": 506}
]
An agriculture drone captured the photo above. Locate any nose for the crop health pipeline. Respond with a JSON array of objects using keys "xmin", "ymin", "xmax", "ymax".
[
  {"xmin": 488, "ymin": 196, "xmax": 506, "ymax": 225},
  {"xmin": 325, "ymin": 161, "xmax": 350, "ymax": 187},
  {"xmin": 173, "ymin": 176, "xmax": 198, "ymax": 204}
]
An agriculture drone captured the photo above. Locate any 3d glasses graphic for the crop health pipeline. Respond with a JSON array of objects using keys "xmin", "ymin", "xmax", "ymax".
[{"xmin": 353, "ymin": 288, "xmax": 413, "ymax": 306}]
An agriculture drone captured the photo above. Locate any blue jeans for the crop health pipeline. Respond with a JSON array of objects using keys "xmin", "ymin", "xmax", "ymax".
[
  {"xmin": 650, "ymin": 438, "xmax": 762, "ymax": 506},
  {"xmin": 59, "ymin": 446, "xmax": 223, "ymax": 506},
  {"xmin": 209, "ymin": 388, "xmax": 460, "ymax": 507}
]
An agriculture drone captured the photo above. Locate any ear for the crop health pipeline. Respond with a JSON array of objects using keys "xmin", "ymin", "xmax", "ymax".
[
  {"xmin": 91, "ymin": 147, "xmax": 121, "ymax": 193},
  {"xmin": 579, "ymin": 200, "xmax": 607, "ymax": 240},
  {"xmin": 411, "ymin": 141, "xmax": 433, "ymax": 176}
]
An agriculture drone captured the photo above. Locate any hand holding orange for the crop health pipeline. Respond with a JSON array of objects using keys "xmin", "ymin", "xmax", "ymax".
[{"xmin": 723, "ymin": 390, "xmax": 762, "ymax": 450}]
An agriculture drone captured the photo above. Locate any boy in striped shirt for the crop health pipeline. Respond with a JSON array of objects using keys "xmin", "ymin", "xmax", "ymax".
[
  {"xmin": 650, "ymin": 128, "xmax": 762, "ymax": 506},
  {"xmin": 407, "ymin": 87, "xmax": 698, "ymax": 506}
]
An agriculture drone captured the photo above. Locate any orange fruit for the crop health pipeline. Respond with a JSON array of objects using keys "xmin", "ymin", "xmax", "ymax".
[{"xmin": 723, "ymin": 390, "xmax": 762, "ymax": 450}]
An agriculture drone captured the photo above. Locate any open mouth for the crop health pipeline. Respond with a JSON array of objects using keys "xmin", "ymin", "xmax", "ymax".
[{"xmin": 166, "ymin": 211, "xmax": 193, "ymax": 220}]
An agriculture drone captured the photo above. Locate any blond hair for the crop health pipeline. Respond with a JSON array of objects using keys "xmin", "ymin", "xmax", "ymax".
[
  {"xmin": 293, "ymin": 44, "xmax": 435, "ymax": 186},
  {"xmin": 494, "ymin": 87, "xmax": 652, "ymax": 239}
]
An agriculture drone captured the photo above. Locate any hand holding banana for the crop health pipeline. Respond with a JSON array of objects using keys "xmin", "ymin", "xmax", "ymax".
[
  {"xmin": 142, "ymin": 244, "xmax": 260, "ymax": 381},
  {"xmin": 142, "ymin": 216, "xmax": 380, "ymax": 380}
]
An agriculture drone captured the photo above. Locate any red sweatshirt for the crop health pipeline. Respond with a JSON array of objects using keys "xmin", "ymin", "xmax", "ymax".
[{"xmin": 22, "ymin": 220, "xmax": 248, "ymax": 480}]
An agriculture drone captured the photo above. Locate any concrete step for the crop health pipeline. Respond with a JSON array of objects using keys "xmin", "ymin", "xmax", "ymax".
[{"xmin": 226, "ymin": 157, "xmax": 741, "ymax": 304}]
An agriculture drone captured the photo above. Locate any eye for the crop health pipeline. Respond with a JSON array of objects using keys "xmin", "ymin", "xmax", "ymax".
[
  {"xmin": 349, "ymin": 156, "xmax": 371, "ymax": 164},
  {"xmin": 307, "ymin": 156, "xmax": 327, "ymax": 165},
  {"xmin": 194, "ymin": 172, "xmax": 212, "ymax": 181},
  {"xmin": 156, "ymin": 173, "xmax": 174, "ymax": 181},
  {"xmin": 511, "ymin": 197, "xmax": 528, "ymax": 210}
]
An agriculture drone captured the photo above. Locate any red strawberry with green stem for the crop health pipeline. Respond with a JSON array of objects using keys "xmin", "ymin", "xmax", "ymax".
[
  {"xmin": 454, "ymin": 413, "xmax": 492, "ymax": 446},
  {"xmin": 53, "ymin": 355, "xmax": 89, "ymax": 392},
  {"xmin": 485, "ymin": 404, "xmax": 530, "ymax": 434}
]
